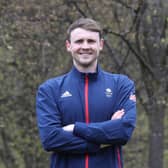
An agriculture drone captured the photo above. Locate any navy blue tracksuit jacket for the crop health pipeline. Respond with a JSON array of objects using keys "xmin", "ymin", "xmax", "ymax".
[{"xmin": 36, "ymin": 66, "xmax": 136, "ymax": 168}]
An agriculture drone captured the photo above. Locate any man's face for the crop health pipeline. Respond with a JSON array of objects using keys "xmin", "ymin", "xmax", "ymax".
[{"xmin": 66, "ymin": 28, "xmax": 103, "ymax": 71}]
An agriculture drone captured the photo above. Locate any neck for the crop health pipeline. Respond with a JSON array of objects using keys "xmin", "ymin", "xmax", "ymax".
[{"xmin": 73, "ymin": 61, "xmax": 97, "ymax": 73}]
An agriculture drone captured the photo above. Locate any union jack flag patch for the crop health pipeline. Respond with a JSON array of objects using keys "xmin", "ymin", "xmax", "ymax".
[{"xmin": 129, "ymin": 94, "xmax": 136, "ymax": 102}]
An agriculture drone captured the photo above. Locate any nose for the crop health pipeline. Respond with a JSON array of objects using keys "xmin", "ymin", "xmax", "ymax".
[{"xmin": 81, "ymin": 41, "xmax": 90, "ymax": 49}]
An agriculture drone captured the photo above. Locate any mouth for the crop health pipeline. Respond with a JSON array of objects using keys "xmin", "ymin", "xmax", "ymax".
[{"xmin": 79, "ymin": 52, "xmax": 92, "ymax": 55}]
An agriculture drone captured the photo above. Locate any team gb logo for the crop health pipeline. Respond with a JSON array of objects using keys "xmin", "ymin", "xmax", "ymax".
[{"xmin": 105, "ymin": 88, "xmax": 112, "ymax": 97}]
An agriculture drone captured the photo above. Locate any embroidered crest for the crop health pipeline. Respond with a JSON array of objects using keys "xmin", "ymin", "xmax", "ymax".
[{"xmin": 105, "ymin": 88, "xmax": 112, "ymax": 97}]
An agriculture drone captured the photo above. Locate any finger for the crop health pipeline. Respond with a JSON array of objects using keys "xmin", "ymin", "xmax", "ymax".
[
  {"xmin": 111, "ymin": 110, "xmax": 125, "ymax": 120},
  {"xmin": 112, "ymin": 110, "xmax": 123, "ymax": 118},
  {"xmin": 113, "ymin": 113, "xmax": 123, "ymax": 119}
]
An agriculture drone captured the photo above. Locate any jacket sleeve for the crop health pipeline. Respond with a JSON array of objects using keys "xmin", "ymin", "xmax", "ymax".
[
  {"xmin": 36, "ymin": 81, "xmax": 100, "ymax": 154},
  {"xmin": 73, "ymin": 76, "xmax": 136, "ymax": 145}
]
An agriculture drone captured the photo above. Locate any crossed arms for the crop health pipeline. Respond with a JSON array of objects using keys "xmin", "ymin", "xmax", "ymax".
[
  {"xmin": 63, "ymin": 109, "xmax": 125, "ymax": 149},
  {"xmin": 36, "ymin": 79, "xmax": 136, "ymax": 154},
  {"xmin": 63, "ymin": 109, "xmax": 125, "ymax": 131}
]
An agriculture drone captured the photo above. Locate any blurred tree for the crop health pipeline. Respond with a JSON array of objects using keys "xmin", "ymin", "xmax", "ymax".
[
  {"xmin": 0, "ymin": 0, "xmax": 167, "ymax": 168},
  {"xmin": 58, "ymin": 0, "xmax": 168, "ymax": 168},
  {"xmin": 0, "ymin": 0, "xmax": 71, "ymax": 167}
]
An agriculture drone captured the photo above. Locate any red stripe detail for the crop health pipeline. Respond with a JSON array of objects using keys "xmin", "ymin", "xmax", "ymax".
[
  {"xmin": 117, "ymin": 147, "xmax": 122, "ymax": 168},
  {"xmin": 85, "ymin": 75, "xmax": 89, "ymax": 124},
  {"xmin": 85, "ymin": 154, "xmax": 89, "ymax": 168},
  {"xmin": 85, "ymin": 75, "xmax": 89, "ymax": 168}
]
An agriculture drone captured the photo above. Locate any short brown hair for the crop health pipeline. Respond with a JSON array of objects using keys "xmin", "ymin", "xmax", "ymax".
[{"xmin": 67, "ymin": 18, "xmax": 102, "ymax": 40}]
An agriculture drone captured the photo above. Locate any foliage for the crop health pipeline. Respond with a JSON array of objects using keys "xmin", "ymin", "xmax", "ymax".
[{"xmin": 0, "ymin": 0, "xmax": 167, "ymax": 168}]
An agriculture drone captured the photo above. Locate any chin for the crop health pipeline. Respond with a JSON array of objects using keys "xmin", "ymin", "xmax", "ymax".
[{"xmin": 80, "ymin": 62, "xmax": 95, "ymax": 68}]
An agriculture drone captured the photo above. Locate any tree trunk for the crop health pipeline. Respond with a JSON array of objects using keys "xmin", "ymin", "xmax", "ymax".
[
  {"xmin": 148, "ymin": 102, "xmax": 165, "ymax": 168},
  {"xmin": 0, "ymin": 129, "xmax": 15, "ymax": 168},
  {"xmin": 142, "ymin": 65, "xmax": 166, "ymax": 168}
]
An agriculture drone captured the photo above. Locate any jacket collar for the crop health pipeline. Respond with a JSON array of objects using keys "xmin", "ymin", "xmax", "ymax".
[{"xmin": 69, "ymin": 64, "xmax": 102, "ymax": 80}]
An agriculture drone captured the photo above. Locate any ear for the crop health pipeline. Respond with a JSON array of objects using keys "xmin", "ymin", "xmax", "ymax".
[
  {"xmin": 99, "ymin": 38, "xmax": 104, "ymax": 51},
  {"xmin": 66, "ymin": 40, "xmax": 71, "ymax": 52}
]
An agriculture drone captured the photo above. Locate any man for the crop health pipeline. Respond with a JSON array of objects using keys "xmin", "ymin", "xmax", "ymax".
[{"xmin": 36, "ymin": 18, "xmax": 136, "ymax": 168}]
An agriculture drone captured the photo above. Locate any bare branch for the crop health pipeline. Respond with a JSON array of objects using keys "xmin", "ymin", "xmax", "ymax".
[
  {"xmin": 135, "ymin": 89, "xmax": 149, "ymax": 113},
  {"xmin": 105, "ymin": 29, "xmax": 157, "ymax": 79},
  {"xmin": 112, "ymin": 0, "xmax": 134, "ymax": 11},
  {"xmin": 83, "ymin": 0, "xmax": 95, "ymax": 18},
  {"xmin": 70, "ymin": 1, "xmax": 87, "ymax": 17},
  {"xmin": 104, "ymin": 40, "xmax": 121, "ymax": 67},
  {"xmin": 117, "ymin": 48, "xmax": 130, "ymax": 72}
]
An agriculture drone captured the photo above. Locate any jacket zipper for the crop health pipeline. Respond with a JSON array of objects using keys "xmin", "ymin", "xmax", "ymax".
[
  {"xmin": 84, "ymin": 74, "xmax": 122, "ymax": 168},
  {"xmin": 85, "ymin": 74, "xmax": 89, "ymax": 168}
]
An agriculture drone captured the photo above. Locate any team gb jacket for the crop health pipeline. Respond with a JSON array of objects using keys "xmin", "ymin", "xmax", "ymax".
[{"xmin": 36, "ymin": 65, "xmax": 136, "ymax": 168}]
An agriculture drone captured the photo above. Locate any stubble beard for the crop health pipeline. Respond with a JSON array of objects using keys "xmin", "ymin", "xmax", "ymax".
[{"xmin": 73, "ymin": 57, "xmax": 98, "ymax": 71}]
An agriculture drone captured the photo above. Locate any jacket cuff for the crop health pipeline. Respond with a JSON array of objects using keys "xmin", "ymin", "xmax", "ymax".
[
  {"xmin": 74, "ymin": 122, "xmax": 87, "ymax": 138},
  {"xmin": 74, "ymin": 122, "xmax": 100, "ymax": 152}
]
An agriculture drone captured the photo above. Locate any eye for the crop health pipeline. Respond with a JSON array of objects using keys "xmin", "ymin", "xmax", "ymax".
[
  {"xmin": 87, "ymin": 39, "xmax": 96, "ymax": 43},
  {"xmin": 75, "ymin": 39, "xmax": 84, "ymax": 44}
]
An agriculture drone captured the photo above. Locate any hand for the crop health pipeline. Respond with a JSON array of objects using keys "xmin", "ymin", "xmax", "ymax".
[
  {"xmin": 111, "ymin": 109, "xmax": 125, "ymax": 120},
  {"xmin": 62, "ymin": 124, "xmax": 74, "ymax": 132},
  {"xmin": 100, "ymin": 144, "xmax": 111, "ymax": 149}
]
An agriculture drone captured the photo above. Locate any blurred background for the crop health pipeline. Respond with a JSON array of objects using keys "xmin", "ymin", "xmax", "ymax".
[{"xmin": 0, "ymin": 0, "xmax": 167, "ymax": 168}]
